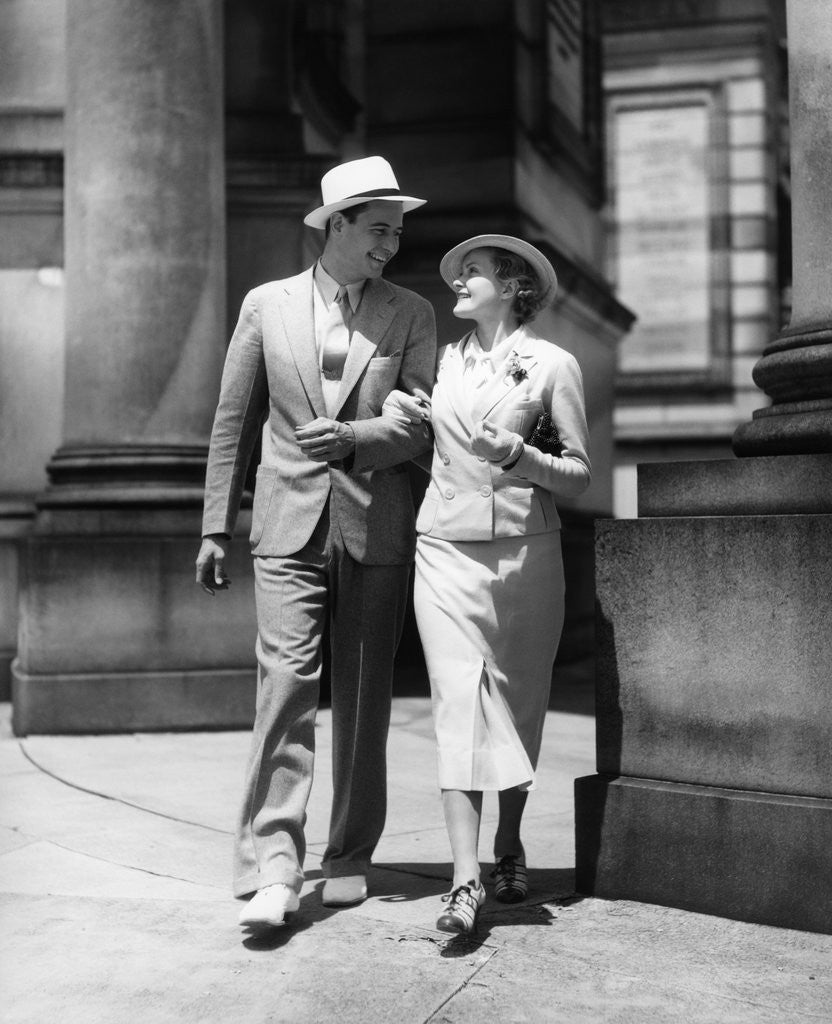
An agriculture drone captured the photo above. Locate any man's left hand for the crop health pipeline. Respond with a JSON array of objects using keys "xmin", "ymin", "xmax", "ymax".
[{"xmin": 295, "ymin": 418, "xmax": 356, "ymax": 462}]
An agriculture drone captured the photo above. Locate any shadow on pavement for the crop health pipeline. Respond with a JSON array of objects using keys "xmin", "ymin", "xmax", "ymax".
[{"xmin": 372, "ymin": 862, "xmax": 580, "ymax": 905}]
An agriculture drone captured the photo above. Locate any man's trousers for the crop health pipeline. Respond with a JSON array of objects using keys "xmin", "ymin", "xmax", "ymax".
[{"xmin": 233, "ymin": 502, "xmax": 411, "ymax": 897}]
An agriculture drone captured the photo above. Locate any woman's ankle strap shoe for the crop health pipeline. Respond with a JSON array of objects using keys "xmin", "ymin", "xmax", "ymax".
[
  {"xmin": 491, "ymin": 855, "xmax": 528, "ymax": 903},
  {"xmin": 436, "ymin": 880, "xmax": 485, "ymax": 934}
]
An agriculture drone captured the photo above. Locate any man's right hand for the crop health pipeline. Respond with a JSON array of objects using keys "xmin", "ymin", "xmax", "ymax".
[{"xmin": 195, "ymin": 534, "xmax": 232, "ymax": 596}]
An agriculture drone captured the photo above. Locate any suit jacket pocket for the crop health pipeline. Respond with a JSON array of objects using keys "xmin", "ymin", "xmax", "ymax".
[
  {"xmin": 415, "ymin": 493, "xmax": 439, "ymax": 534},
  {"xmin": 360, "ymin": 356, "xmax": 403, "ymax": 413},
  {"xmin": 364, "ymin": 353, "xmax": 402, "ymax": 376},
  {"xmin": 250, "ymin": 465, "xmax": 278, "ymax": 546},
  {"xmin": 366, "ymin": 354, "xmax": 401, "ymax": 365},
  {"xmin": 502, "ymin": 398, "xmax": 544, "ymax": 437},
  {"xmin": 497, "ymin": 483, "xmax": 550, "ymax": 534}
]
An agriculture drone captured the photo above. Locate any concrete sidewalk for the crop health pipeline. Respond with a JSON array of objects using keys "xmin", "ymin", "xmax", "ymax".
[{"xmin": 1, "ymin": 695, "xmax": 829, "ymax": 1024}]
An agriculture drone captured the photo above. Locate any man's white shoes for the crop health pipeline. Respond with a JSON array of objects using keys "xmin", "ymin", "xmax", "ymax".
[
  {"xmin": 238, "ymin": 883, "xmax": 300, "ymax": 929},
  {"xmin": 321, "ymin": 875, "xmax": 367, "ymax": 906}
]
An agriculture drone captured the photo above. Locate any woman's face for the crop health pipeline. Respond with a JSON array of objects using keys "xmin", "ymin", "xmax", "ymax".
[{"xmin": 451, "ymin": 248, "xmax": 510, "ymax": 320}]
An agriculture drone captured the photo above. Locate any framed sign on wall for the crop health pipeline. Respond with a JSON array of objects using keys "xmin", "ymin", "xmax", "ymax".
[{"xmin": 607, "ymin": 87, "xmax": 730, "ymax": 390}]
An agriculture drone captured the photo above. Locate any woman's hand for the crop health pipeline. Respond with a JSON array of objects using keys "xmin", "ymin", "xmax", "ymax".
[
  {"xmin": 471, "ymin": 419, "xmax": 523, "ymax": 464},
  {"xmin": 382, "ymin": 387, "xmax": 432, "ymax": 425}
]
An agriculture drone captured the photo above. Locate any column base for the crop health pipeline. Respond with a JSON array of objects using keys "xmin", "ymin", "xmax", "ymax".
[
  {"xmin": 12, "ymin": 664, "xmax": 256, "ymax": 735},
  {"xmin": 732, "ymin": 327, "xmax": 832, "ymax": 456},
  {"xmin": 14, "ymin": 514, "xmax": 258, "ymax": 734},
  {"xmin": 575, "ymin": 774, "xmax": 832, "ymax": 935},
  {"xmin": 0, "ymin": 495, "xmax": 35, "ymax": 702},
  {"xmin": 732, "ymin": 404, "xmax": 832, "ymax": 457}
]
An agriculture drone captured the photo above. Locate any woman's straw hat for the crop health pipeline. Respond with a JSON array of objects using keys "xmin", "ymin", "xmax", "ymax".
[{"xmin": 439, "ymin": 234, "xmax": 558, "ymax": 306}]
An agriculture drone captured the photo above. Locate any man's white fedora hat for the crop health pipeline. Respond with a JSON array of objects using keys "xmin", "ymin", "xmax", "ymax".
[
  {"xmin": 303, "ymin": 155, "xmax": 426, "ymax": 230},
  {"xmin": 440, "ymin": 234, "xmax": 558, "ymax": 307}
]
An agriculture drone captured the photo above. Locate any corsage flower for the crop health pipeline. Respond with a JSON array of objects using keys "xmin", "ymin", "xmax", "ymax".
[{"xmin": 507, "ymin": 351, "xmax": 528, "ymax": 383}]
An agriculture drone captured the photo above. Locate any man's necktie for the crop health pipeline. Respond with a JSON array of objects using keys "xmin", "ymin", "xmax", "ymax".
[{"xmin": 321, "ymin": 285, "xmax": 351, "ymax": 382}]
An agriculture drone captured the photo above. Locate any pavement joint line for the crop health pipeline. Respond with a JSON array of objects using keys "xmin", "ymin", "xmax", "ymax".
[
  {"xmin": 1, "ymin": 834, "xmax": 228, "ymax": 891},
  {"xmin": 422, "ymin": 945, "xmax": 500, "ymax": 1023},
  {"xmin": 16, "ymin": 740, "xmax": 233, "ymax": 836}
]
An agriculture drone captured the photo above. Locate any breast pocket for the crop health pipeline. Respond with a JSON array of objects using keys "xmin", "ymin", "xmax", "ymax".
[
  {"xmin": 366, "ymin": 353, "xmax": 402, "ymax": 368},
  {"xmin": 363, "ymin": 355, "xmax": 402, "ymax": 383},
  {"xmin": 505, "ymin": 398, "xmax": 544, "ymax": 438},
  {"xmin": 361, "ymin": 355, "xmax": 402, "ymax": 410}
]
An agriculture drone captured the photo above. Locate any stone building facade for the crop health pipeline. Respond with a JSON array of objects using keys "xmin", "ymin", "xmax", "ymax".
[
  {"xmin": 601, "ymin": 0, "xmax": 789, "ymax": 516},
  {"xmin": 1, "ymin": 0, "xmax": 631, "ymax": 731}
]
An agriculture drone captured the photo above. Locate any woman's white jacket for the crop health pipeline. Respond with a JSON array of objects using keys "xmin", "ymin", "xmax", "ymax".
[{"xmin": 416, "ymin": 326, "xmax": 591, "ymax": 542}]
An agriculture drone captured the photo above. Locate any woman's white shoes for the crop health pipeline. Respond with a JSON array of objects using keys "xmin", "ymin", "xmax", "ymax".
[
  {"xmin": 238, "ymin": 883, "xmax": 300, "ymax": 928},
  {"xmin": 321, "ymin": 875, "xmax": 368, "ymax": 906}
]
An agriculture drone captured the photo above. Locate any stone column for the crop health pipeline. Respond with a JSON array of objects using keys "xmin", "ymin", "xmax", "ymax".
[
  {"xmin": 12, "ymin": 0, "xmax": 259, "ymax": 734},
  {"xmin": 48, "ymin": 0, "xmax": 227, "ymax": 506},
  {"xmin": 733, "ymin": 0, "xmax": 832, "ymax": 456}
]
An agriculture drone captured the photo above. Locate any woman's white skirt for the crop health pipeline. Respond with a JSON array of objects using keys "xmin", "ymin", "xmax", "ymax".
[{"xmin": 414, "ymin": 530, "xmax": 564, "ymax": 792}]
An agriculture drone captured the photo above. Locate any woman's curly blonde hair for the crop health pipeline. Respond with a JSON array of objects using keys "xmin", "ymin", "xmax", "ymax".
[{"xmin": 487, "ymin": 249, "xmax": 545, "ymax": 323}]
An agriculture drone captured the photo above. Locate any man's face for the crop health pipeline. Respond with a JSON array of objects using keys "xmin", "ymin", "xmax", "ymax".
[{"xmin": 328, "ymin": 201, "xmax": 404, "ymax": 283}]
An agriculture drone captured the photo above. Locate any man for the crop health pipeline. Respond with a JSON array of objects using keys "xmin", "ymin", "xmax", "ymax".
[{"xmin": 195, "ymin": 156, "xmax": 436, "ymax": 930}]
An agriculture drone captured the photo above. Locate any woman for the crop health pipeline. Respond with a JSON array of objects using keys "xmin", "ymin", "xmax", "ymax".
[{"xmin": 384, "ymin": 235, "xmax": 591, "ymax": 934}]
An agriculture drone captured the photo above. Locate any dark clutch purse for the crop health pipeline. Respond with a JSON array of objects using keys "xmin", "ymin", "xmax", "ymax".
[{"xmin": 527, "ymin": 412, "xmax": 564, "ymax": 457}]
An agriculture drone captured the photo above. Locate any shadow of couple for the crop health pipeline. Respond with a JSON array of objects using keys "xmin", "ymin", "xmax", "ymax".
[{"xmin": 241, "ymin": 862, "xmax": 581, "ymax": 953}]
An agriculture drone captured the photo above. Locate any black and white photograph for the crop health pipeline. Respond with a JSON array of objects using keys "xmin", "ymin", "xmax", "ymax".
[{"xmin": 1, "ymin": 1, "xmax": 830, "ymax": 1021}]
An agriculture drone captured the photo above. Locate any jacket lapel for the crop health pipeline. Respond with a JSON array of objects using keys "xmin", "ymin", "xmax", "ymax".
[
  {"xmin": 280, "ymin": 268, "xmax": 325, "ymax": 417},
  {"xmin": 471, "ymin": 328, "xmax": 539, "ymax": 422},
  {"xmin": 332, "ymin": 277, "xmax": 395, "ymax": 417},
  {"xmin": 441, "ymin": 334, "xmax": 476, "ymax": 432}
]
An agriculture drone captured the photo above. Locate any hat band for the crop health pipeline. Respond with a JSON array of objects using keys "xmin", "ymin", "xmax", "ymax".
[{"xmin": 342, "ymin": 187, "xmax": 404, "ymax": 200}]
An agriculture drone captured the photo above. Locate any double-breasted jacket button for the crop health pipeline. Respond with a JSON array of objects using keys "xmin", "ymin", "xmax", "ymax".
[
  {"xmin": 476, "ymin": 456, "xmax": 487, "ymax": 462},
  {"xmin": 444, "ymin": 488, "xmax": 455, "ymax": 500},
  {"xmin": 480, "ymin": 485, "xmax": 492, "ymax": 497},
  {"xmin": 441, "ymin": 452, "xmax": 451, "ymax": 465}
]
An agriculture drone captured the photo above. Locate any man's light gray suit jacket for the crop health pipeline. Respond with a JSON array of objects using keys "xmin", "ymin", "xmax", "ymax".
[{"xmin": 202, "ymin": 268, "xmax": 437, "ymax": 565}]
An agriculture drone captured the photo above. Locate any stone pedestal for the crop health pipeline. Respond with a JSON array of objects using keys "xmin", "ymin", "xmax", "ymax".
[
  {"xmin": 13, "ymin": 508, "xmax": 257, "ymax": 734},
  {"xmin": 575, "ymin": 0, "xmax": 832, "ymax": 934},
  {"xmin": 574, "ymin": 457, "xmax": 832, "ymax": 934},
  {"xmin": 10, "ymin": 1, "xmax": 259, "ymax": 734},
  {"xmin": 576, "ymin": 776, "xmax": 832, "ymax": 935}
]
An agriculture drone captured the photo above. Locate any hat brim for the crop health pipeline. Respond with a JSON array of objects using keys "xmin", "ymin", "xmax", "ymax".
[
  {"xmin": 439, "ymin": 234, "xmax": 558, "ymax": 308},
  {"xmin": 304, "ymin": 194, "xmax": 426, "ymax": 230}
]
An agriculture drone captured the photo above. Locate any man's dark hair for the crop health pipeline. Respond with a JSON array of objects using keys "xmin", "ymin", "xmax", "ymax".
[{"xmin": 325, "ymin": 202, "xmax": 370, "ymax": 238}]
